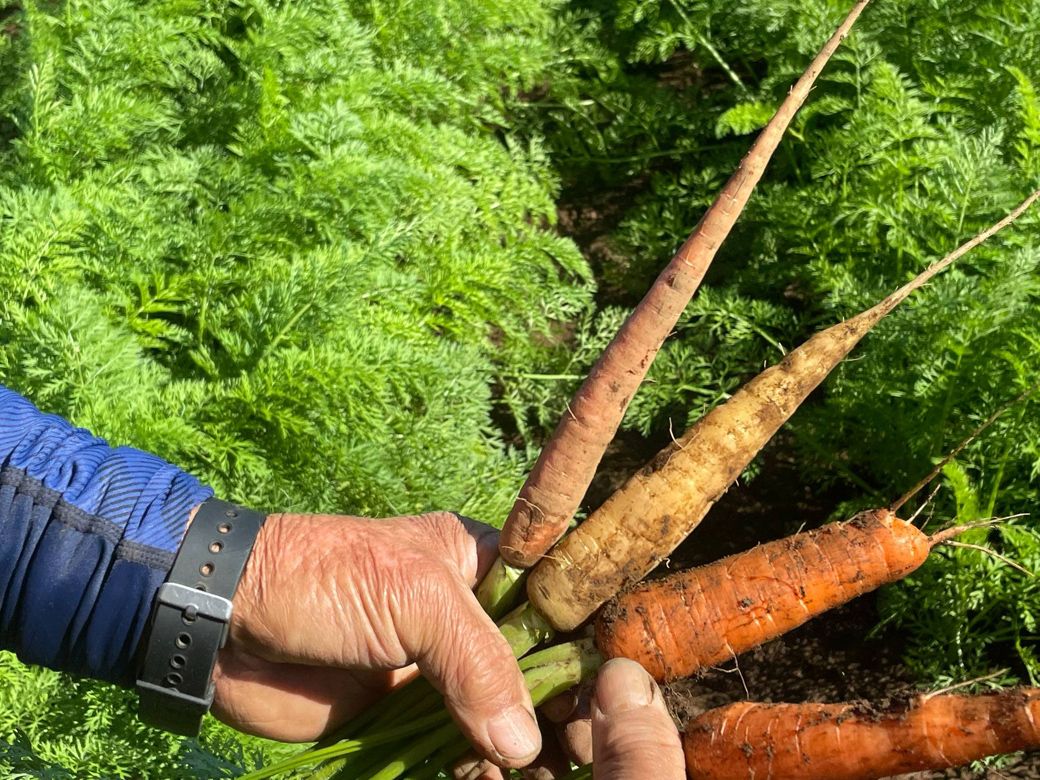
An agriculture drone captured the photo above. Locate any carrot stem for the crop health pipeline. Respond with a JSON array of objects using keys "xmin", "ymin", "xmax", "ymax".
[
  {"xmin": 362, "ymin": 684, "xmax": 443, "ymax": 737},
  {"xmin": 519, "ymin": 638, "xmax": 598, "ymax": 672},
  {"xmin": 307, "ymin": 678, "xmax": 433, "ymax": 753},
  {"xmin": 251, "ymin": 642, "xmax": 602, "ymax": 780},
  {"xmin": 236, "ymin": 712, "xmax": 451, "ymax": 780},
  {"xmin": 403, "ymin": 737, "xmax": 470, "ymax": 780},
  {"xmin": 363, "ymin": 722, "xmax": 459, "ymax": 780},
  {"xmin": 476, "ymin": 557, "xmax": 527, "ymax": 619},
  {"xmin": 497, "ymin": 601, "xmax": 555, "ymax": 658},
  {"xmin": 891, "ymin": 382, "xmax": 1040, "ymax": 513}
]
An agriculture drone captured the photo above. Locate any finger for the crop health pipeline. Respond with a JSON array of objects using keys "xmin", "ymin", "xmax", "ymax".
[
  {"xmin": 212, "ymin": 648, "xmax": 392, "ymax": 741},
  {"xmin": 418, "ymin": 512, "xmax": 500, "ymax": 588},
  {"xmin": 555, "ymin": 685, "xmax": 593, "ymax": 765},
  {"xmin": 451, "ymin": 513, "xmax": 502, "ymax": 583},
  {"xmin": 399, "ymin": 572, "xmax": 540, "ymax": 768},
  {"xmin": 591, "ymin": 659, "xmax": 685, "ymax": 780}
]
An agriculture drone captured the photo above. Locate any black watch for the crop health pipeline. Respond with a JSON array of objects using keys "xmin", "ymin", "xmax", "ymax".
[{"xmin": 136, "ymin": 498, "xmax": 266, "ymax": 736}]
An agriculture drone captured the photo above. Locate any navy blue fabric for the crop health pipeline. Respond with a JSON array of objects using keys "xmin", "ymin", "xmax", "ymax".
[{"xmin": 0, "ymin": 386, "xmax": 213, "ymax": 685}]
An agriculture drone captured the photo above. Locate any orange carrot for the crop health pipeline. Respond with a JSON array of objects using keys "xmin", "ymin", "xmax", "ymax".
[
  {"xmin": 526, "ymin": 189, "xmax": 1040, "ymax": 631},
  {"xmin": 683, "ymin": 689, "xmax": 1040, "ymax": 779},
  {"xmin": 498, "ymin": 0, "xmax": 873, "ymax": 569},
  {"xmin": 595, "ymin": 508, "xmax": 969, "ymax": 681}
]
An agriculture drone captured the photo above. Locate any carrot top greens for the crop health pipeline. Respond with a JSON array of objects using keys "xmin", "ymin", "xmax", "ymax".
[{"xmin": 1, "ymin": 0, "xmax": 1039, "ymax": 776}]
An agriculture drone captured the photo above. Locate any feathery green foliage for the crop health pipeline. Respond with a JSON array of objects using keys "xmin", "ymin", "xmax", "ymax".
[
  {"xmin": 2, "ymin": 0, "xmax": 1040, "ymax": 774},
  {"xmin": 0, "ymin": 0, "xmax": 589, "ymax": 774}
]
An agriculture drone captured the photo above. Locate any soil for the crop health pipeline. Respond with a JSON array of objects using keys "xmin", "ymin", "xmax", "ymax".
[{"xmin": 582, "ymin": 435, "xmax": 1040, "ymax": 779}]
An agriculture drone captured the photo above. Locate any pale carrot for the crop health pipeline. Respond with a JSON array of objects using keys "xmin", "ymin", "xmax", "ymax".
[
  {"xmin": 683, "ymin": 689, "xmax": 1040, "ymax": 779},
  {"xmin": 526, "ymin": 189, "xmax": 1040, "ymax": 631},
  {"xmin": 499, "ymin": 0, "xmax": 873, "ymax": 568}
]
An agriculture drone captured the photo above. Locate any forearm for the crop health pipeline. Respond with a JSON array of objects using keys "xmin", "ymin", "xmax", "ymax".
[{"xmin": 0, "ymin": 385, "xmax": 212, "ymax": 684}]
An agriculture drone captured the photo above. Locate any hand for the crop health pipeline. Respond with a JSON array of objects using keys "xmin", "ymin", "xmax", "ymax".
[
  {"xmin": 453, "ymin": 658, "xmax": 685, "ymax": 779},
  {"xmin": 586, "ymin": 658, "xmax": 685, "ymax": 779},
  {"xmin": 212, "ymin": 511, "xmax": 542, "ymax": 769}
]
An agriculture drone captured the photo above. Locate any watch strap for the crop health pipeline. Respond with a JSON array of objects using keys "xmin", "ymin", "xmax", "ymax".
[{"xmin": 137, "ymin": 498, "xmax": 266, "ymax": 736}]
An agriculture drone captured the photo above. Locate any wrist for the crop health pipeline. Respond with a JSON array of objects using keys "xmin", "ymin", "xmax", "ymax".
[
  {"xmin": 220, "ymin": 511, "xmax": 290, "ymax": 653},
  {"xmin": 137, "ymin": 498, "xmax": 267, "ymax": 736}
]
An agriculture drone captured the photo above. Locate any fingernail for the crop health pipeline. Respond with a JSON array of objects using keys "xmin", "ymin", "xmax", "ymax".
[
  {"xmin": 487, "ymin": 705, "xmax": 540, "ymax": 761},
  {"xmin": 595, "ymin": 658, "xmax": 655, "ymax": 716}
]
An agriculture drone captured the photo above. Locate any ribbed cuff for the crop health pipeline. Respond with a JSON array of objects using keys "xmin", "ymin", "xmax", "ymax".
[{"xmin": 0, "ymin": 386, "xmax": 213, "ymax": 684}]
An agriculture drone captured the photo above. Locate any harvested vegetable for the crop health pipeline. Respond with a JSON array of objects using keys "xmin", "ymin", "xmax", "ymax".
[
  {"xmin": 683, "ymin": 689, "xmax": 1040, "ymax": 779},
  {"xmin": 595, "ymin": 509, "xmax": 971, "ymax": 681},
  {"xmin": 527, "ymin": 189, "xmax": 1040, "ymax": 631},
  {"xmin": 498, "ymin": 0, "xmax": 873, "ymax": 569}
]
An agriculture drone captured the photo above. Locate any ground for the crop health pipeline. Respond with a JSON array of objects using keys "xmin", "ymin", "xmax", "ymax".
[{"xmin": 583, "ymin": 432, "xmax": 1039, "ymax": 779}]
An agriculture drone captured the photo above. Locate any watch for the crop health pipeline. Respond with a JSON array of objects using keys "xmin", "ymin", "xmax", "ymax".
[{"xmin": 136, "ymin": 498, "xmax": 266, "ymax": 736}]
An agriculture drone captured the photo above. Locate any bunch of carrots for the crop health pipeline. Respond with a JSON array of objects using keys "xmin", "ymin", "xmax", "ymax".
[{"xmin": 246, "ymin": 1, "xmax": 1040, "ymax": 778}]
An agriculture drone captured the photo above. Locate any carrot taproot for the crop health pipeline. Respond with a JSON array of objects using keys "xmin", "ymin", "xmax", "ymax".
[
  {"xmin": 526, "ymin": 189, "xmax": 1040, "ymax": 631},
  {"xmin": 498, "ymin": 0, "xmax": 873, "ymax": 569},
  {"xmin": 682, "ymin": 689, "xmax": 1040, "ymax": 780},
  {"xmin": 594, "ymin": 508, "xmax": 970, "ymax": 681}
]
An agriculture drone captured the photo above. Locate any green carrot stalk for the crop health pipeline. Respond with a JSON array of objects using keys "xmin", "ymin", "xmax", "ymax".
[
  {"xmin": 316, "ymin": 641, "xmax": 602, "ymax": 780},
  {"xmin": 363, "ymin": 722, "xmax": 460, "ymax": 780},
  {"xmin": 237, "ymin": 712, "xmax": 451, "ymax": 780},
  {"xmin": 498, "ymin": 601, "xmax": 555, "ymax": 657},
  {"xmin": 476, "ymin": 557, "xmax": 527, "ymax": 619},
  {"xmin": 309, "ymin": 677, "xmax": 436, "ymax": 753},
  {"xmin": 362, "ymin": 684, "xmax": 444, "ymax": 737},
  {"xmin": 404, "ymin": 737, "xmax": 471, "ymax": 780},
  {"xmin": 524, "ymin": 639, "xmax": 603, "ymax": 707}
]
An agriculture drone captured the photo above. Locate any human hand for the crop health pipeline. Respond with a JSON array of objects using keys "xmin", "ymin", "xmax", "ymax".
[
  {"xmin": 212, "ymin": 511, "xmax": 541, "ymax": 769},
  {"xmin": 585, "ymin": 658, "xmax": 685, "ymax": 779},
  {"xmin": 453, "ymin": 657, "xmax": 685, "ymax": 779}
]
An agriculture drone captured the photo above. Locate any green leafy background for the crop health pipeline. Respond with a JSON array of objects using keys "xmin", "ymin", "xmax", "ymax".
[{"xmin": 0, "ymin": 0, "xmax": 1038, "ymax": 775}]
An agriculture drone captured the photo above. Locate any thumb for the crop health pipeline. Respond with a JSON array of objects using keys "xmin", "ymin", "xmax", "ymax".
[
  {"xmin": 591, "ymin": 659, "xmax": 685, "ymax": 780},
  {"xmin": 399, "ymin": 572, "xmax": 541, "ymax": 769}
]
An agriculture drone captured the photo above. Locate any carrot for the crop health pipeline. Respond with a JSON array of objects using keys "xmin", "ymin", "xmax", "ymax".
[
  {"xmin": 682, "ymin": 689, "xmax": 1040, "ymax": 779},
  {"xmin": 526, "ymin": 189, "xmax": 1040, "ymax": 631},
  {"xmin": 498, "ymin": 0, "xmax": 873, "ymax": 569},
  {"xmin": 594, "ymin": 508, "xmax": 971, "ymax": 681}
]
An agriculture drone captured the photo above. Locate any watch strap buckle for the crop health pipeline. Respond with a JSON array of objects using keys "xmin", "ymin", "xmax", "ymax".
[{"xmin": 155, "ymin": 582, "xmax": 233, "ymax": 647}]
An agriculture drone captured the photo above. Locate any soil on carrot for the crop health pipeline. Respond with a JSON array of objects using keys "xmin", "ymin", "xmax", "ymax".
[{"xmin": 583, "ymin": 435, "xmax": 1039, "ymax": 779}]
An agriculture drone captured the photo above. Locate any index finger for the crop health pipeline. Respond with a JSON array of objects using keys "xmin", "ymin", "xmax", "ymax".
[{"xmin": 451, "ymin": 513, "xmax": 501, "ymax": 586}]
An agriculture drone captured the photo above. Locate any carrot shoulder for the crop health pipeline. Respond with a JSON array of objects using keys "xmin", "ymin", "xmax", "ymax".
[
  {"xmin": 683, "ymin": 689, "xmax": 1040, "ymax": 780},
  {"xmin": 498, "ymin": 0, "xmax": 873, "ymax": 569},
  {"xmin": 595, "ymin": 509, "xmax": 934, "ymax": 681},
  {"xmin": 526, "ymin": 190, "xmax": 1040, "ymax": 631}
]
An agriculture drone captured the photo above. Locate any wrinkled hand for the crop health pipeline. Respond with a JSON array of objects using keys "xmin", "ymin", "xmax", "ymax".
[
  {"xmin": 454, "ymin": 658, "xmax": 686, "ymax": 780},
  {"xmin": 212, "ymin": 511, "xmax": 541, "ymax": 769}
]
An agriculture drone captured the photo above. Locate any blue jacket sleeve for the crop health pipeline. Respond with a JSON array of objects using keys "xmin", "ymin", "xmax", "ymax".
[{"xmin": 0, "ymin": 385, "xmax": 213, "ymax": 686}]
